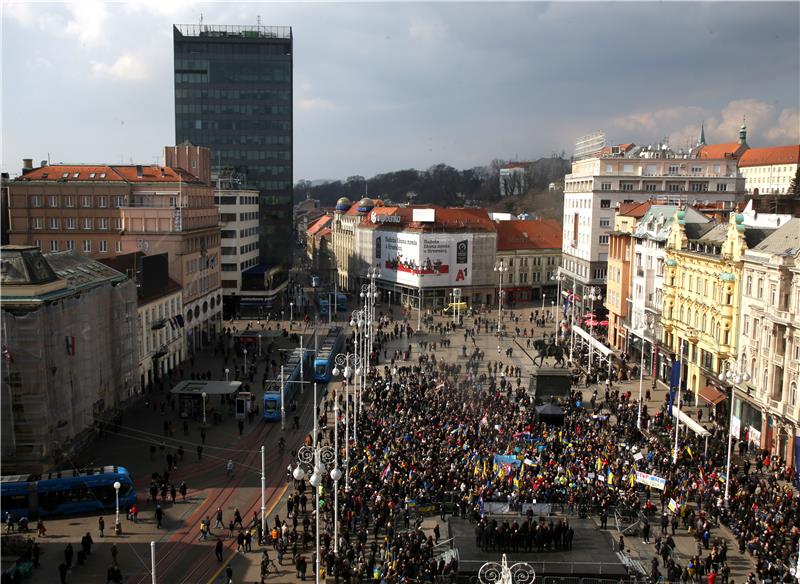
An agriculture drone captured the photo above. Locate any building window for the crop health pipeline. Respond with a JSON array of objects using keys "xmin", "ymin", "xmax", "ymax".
[
  {"xmin": 716, "ymin": 183, "xmax": 728, "ymax": 192},
  {"xmin": 32, "ymin": 217, "xmax": 43, "ymax": 230},
  {"xmin": 49, "ymin": 217, "xmax": 59, "ymax": 230},
  {"xmin": 98, "ymin": 218, "xmax": 109, "ymax": 230},
  {"xmin": 82, "ymin": 218, "xmax": 93, "ymax": 230},
  {"xmin": 83, "ymin": 240, "xmax": 92, "ymax": 252},
  {"xmin": 31, "ymin": 195, "xmax": 43, "ymax": 208},
  {"xmin": 66, "ymin": 240, "xmax": 75, "ymax": 250},
  {"xmin": 601, "ymin": 183, "xmax": 612, "ymax": 191},
  {"xmin": 113, "ymin": 196, "xmax": 125, "ymax": 207},
  {"xmin": 64, "ymin": 196, "xmax": 74, "ymax": 208},
  {"xmin": 33, "ymin": 239, "xmax": 41, "ymax": 248},
  {"xmin": 99, "ymin": 240, "xmax": 108, "ymax": 253},
  {"xmin": 48, "ymin": 195, "xmax": 59, "ymax": 207},
  {"xmin": 600, "ymin": 199, "xmax": 611, "ymax": 208},
  {"xmin": 50, "ymin": 240, "xmax": 59, "ymax": 252},
  {"xmin": 600, "ymin": 218, "xmax": 610, "ymax": 228},
  {"xmin": 115, "ymin": 241, "xmax": 123, "ymax": 253},
  {"xmin": 690, "ymin": 182, "xmax": 709, "ymax": 192},
  {"xmin": 599, "ymin": 235, "xmax": 609, "ymax": 245},
  {"xmin": 97, "ymin": 196, "xmax": 108, "ymax": 208},
  {"xmin": 645, "ymin": 183, "xmax": 657, "ymax": 192},
  {"xmin": 81, "ymin": 196, "xmax": 92, "ymax": 208}
]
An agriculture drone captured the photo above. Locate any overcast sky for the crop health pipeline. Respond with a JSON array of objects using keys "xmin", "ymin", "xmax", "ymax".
[{"xmin": 2, "ymin": 1, "xmax": 798, "ymax": 181}]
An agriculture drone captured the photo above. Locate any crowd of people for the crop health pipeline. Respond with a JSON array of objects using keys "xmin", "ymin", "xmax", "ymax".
[{"xmin": 282, "ymin": 307, "xmax": 800, "ymax": 584}]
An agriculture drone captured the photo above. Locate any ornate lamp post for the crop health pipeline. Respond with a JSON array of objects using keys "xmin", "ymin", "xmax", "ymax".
[
  {"xmin": 637, "ymin": 314, "xmax": 655, "ymax": 430},
  {"xmin": 718, "ymin": 356, "xmax": 750, "ymax": 505},
  {"xmin": 494, "ymin": 260, "xmax": 508, "ymax": 333},
  {"xmin": 586, "ymin": 286, "xmax": 603, "ymax": 369},
  {"xmin": 332, "ymin": 352, "xmax": 360, "ymax": 492},
  {"xmin": 292, "ymin": 382, "xmax": 338, "ymax": 584},
  {"xmin": 479, "ymin": 554, "xmax": 536, "ymax": 584}
]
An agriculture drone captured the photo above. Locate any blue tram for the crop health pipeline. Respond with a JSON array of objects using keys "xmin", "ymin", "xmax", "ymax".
[
  {"xmin": 263, "ymin": 347, "xmax": 309, "ymax": 422},
  {"xmin": 313, "ymin": 326, "xmax": 344, "ymax": 382},
  {"xmin": 0, "ymin": 466, "xmax": 137, "ymax": 520}
]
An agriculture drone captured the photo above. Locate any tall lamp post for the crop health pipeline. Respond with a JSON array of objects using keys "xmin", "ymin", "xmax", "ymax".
[
  {"xmin": 636, "ymin": 315, "xmax": 655, "ymax": 430},
  {"xmin": 332, "ymin": 352, "xmax": 360, "ymax": 492},
  {"xmin": 719, "ymin": 357, "xmax": 750, "ymax": 505},
  {"xmin": 201, "ymin": 391, "xmax": 207, "ymax": 425},
  {"xmin": 586, "ymin": 286, "xmax": 603, "ymax": 369},
  {"xmin": 292, "ymin": 387, "xmax": 337, "ymax": 584},
  {"xmin": 349, "ymin": 309, "xmax": 366, "ymax": 444},
  {"xmin": 494, "ymin": 260, "xmax": 508, "ymax": 334},
  {"xmin": 478, "ymin": 554, "xmax": 536, "ymax": 584},
  {"xmin": 243, "ymin": 348, "xmax": 248, "ymax": 372},
  {"xmin": 113, "ymin": 480, "xmax": 122, "ymax": 535},
  {"xmin": 289, "ymin": 301, "xmax": 294, "ymax": 325},
  {"xmin": 224, "ymin": 368, "xmax": 230, "ymax": 382}
]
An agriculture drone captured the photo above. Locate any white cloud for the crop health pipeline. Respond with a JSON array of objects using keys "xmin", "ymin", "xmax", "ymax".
[
  {"xmin": 295, "ymin": 76, "xmax": 336, "ymax": 112},
  {"xmin": 613, "ymin": 106, "xmax": 704, "ymax": 135},
  {"xmin": 408, "ymin": 19, "xmax": 447, "ymax": 43},
  {"xmin": 64, "ymin": 1, "xmax": 110, "ymax": 47},
  {"xmin": 91, "ymin": 53, "xmax": 149, "ymax": 82},
  {"xmin": 765, "ymin": 108, "xmax": 800, "ymax": 144},
  {"xmin": 6, "ymin": 0, "xmax": 110, "ymax": 47}
]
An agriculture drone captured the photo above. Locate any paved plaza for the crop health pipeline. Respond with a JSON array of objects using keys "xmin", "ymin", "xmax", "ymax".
[{"xmin": 2, "ymin": 301, "xmax": 765, "ymax": 584}]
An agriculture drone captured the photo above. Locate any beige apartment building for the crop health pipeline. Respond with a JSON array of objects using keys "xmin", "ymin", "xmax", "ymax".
[
  {"xmin": 8, "ymin": 146, "xmax": 222, "ymax": 352},
  {"xmin": 737, "ymin": 218, "xmax": 800, "ymax": 465}
]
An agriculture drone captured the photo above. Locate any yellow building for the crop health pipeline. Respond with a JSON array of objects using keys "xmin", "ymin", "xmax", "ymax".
[{"xmin": 661, "ymin": 210, "xmax": 772, "ymax": 401}]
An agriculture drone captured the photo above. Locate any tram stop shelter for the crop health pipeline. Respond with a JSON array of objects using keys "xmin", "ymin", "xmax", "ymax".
[
  {"xmin": 670, "ymin": 405, "xmax": 711, "ymax": 455},
  {"xmin": 171, "ymin": 380, "xmax": 242, "ymax": 419}
]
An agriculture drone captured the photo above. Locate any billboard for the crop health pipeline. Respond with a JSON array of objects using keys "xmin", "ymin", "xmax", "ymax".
[{"xmin": 373, "ymin": 230, "xmax": 472, "ymax": 288}]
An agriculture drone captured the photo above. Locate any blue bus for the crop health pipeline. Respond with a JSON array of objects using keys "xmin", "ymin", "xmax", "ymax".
[
  {"xmin": 335, "ymin": 292, "xmax": 348, "ymax": 312},
  {"xmin": 317, "ymin": 296, "xmax": 330, "ymax": 318},
  {"xmin": 313, "ymin": 327, "xmax": 344, "ymax": 382},
  {"xmin": 263, "ymin": 347, "xmax": 309, "ymax": 422},
  {"xmin": 0, "ymin": 466, "xmax": 137, "ymax": 520}
]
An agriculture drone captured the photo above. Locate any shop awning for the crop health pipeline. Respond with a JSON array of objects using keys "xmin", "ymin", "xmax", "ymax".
[
  {"xmin": 670, "ymin": 406, "xmax": 710, "ymax": 437},
  {"xmin": 571, "ymin": 325, "xmax": 613, "ymax": 358},
  {"xmin": 699, "ymin": 385, "xmax": 727, "ymax": 406}
]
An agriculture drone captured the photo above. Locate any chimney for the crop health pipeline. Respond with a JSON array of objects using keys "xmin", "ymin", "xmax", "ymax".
[
  {"xmin": 135, "ymin": 165, "xmax": 143, "ymax": 178},
  {"xmin": 22, "ymin": 158, "xmax": 33, "ymax": 171}
]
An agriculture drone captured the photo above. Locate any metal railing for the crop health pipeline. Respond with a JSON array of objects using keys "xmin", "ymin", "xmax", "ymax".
[{"xmin": 175, "ymin": 23, "xmax": 291, "ymax": 39}]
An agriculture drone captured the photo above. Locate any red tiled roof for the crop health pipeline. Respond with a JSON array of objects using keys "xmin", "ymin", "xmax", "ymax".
[
  {"xmin": 617, "ymin": 201, "xmax": 652, "ymax": 218},
  {"xmin": 358, "ymin": 206, "xmax": 496, "ymax": 232},
  {"xmin": 17, "ymin": 165, "xmax": 126, "ymax": 182},
  {"xmin": 307, "ymin": 215, "xmax": 332, "ymax": 236},
  {"xmin": 110, "ymin": 165, "xmax": 202, "ymax": 183},
  {"xmin": 17, "ymin": 164, "xmax": 202, "ymax": 183},
  {"xmin": 317, "ymin": 227, "xmax": 332, "ymax": 239},
  {"xmin": 697, "ymin": 142, "xmax": 742, "ymax": 159},
  {"xmin": 496, "ymin": 219, "xmax": 562, "ymax": 251},
  {"xmin": 739, "ymin": 145, "xmax": 800, "ymax": 167}
]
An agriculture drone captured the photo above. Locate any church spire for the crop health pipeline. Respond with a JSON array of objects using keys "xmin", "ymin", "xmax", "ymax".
[
  {"xmin": 739, "ymin": 116, "xmax": 747, "ymax": 145},
  {"xmin": 697, "ymin": 121, "xmax": 706, "ymax": 146}
]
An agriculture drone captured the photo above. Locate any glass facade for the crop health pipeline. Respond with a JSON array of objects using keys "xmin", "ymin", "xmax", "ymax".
[{"xmin": 173, "ymin": 24, "xmax": 293, "ymax": 267}]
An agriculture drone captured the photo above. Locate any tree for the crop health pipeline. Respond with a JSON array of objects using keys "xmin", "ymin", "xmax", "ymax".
[{"xmin": 790, "ymin": 167, "xmax": 800, "ymax": 196}]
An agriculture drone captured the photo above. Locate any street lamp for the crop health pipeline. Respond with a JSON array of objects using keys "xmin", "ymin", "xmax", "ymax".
[
  {"xmin": 494, "ymin": 260, "xmax": 508, "ymax": 333},
  {"xmin": 586, "ymin": 286, "xmax": 603, "ymax": 369},
  {"xmin": 293, "ymin": 382, "xmax": 337, "ymax": 584},
  {"xmin": 113, "ymin": 481, "xmax": 122, "ymax": 535},
  {"xmin": 479, "ymin": 554, "xmax": 536, "ymax": 584},
  {"xmin": 332, "ymin": 351, "xmax": 360, "ymax": 493},
  {"xmin": 289, "ymin": 302, "xmax": 294, "ymax": 324},
  {"xmin": 636, "ymin": 315, "xmax": 655, "ymax": 430},
  {"xmin": 201, "ymin": 391, "xmax": 207, "ymax": 425},
  {"xmin": 243, "ymin": 348, "xmax": 248, "ymax": 371},
  {"xmin": 719, "ymin": 357, "xmax": 750, "ymax": 505},
  {"xmin": 225, "ymin": 368, "xmax": 230, "ymax": 382},
  {"xmin": 258, "ymin": 334, "xmax": 262, "ymax": 358}
]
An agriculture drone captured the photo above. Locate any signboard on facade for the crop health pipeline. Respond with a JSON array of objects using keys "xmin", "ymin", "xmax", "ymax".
[
  {"xmin": 173, "ymin": 207, "xmax": 182, "ymax": 232},
  {"xmin": 635, "ymin": 471, "xmax": 667, "ymax": 491},
  {"xmin": 730, "ymin": 415, "xmax": 741, "ymax": 440},
  {"xmin": 373, "ymin": 231, "xmax": 472, "ymax": 288}
]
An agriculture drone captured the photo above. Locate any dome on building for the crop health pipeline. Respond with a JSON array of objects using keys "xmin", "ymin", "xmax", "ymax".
[
  {"xmin": 335, "ymin": 197, "xmax": 352, "ymax": 213},
  {"xmin": 356, "ymin": 197, "xmax": 375, "ymax": 214}
]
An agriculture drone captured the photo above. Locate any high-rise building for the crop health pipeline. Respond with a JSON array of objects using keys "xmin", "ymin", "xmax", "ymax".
[{"xmin": 173, "ymin": 24, "xmax": 293, "ymax": 269}]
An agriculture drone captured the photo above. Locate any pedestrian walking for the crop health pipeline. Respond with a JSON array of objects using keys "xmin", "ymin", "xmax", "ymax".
[
  {"xmin": 98, "ymin": 516, "xmax": 105, "ymax": 538},
  {"xmin": 215, "ymin": 507, "xmax": 224, "ymax": 529},
  {"xmin": 37, "ymin": 519, "xmax": 46, "ymax": 538},
  {"xmin": 111, "ymin": 543, "xmax": 118, "ymax": 565},
  {"xmin": 64, "ymin": 543, "xmax": 74, "ymax": 571},
  {"xmin": 215, "ymin": 538, "xmax": 224, "ymax": 561},
  {"xmin": 58, "ymin": 562, "xmax": 67, "ymax": 584},
  {"xmin": 155, "ymin": 505, "xmax": 164, "ymax": 529},
  {"xmin": 225, "ymin": 564, "xmax": 233, "ymax": 584},
  {"xmin": 179, "ymin": 481, "xmax": 187, "ymax": 502}
]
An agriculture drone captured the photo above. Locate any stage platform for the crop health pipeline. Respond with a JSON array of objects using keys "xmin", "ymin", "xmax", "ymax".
[{"xmin": 447, "ymin": 517, "xmax": 628, "ymax": 577}]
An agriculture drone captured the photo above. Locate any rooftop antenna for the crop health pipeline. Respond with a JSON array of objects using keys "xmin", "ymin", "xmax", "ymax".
[
  {"xmin": 257, "ymin": 15, "xmax": 261, "ymax": 26},
  {"xmin": 199, "ymin": 13, "xmax": 203, "ymax": 26}
]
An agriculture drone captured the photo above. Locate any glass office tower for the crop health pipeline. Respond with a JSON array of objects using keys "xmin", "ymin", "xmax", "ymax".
[{"xmin": 173, "ymin": 24, "xmax": 293, "ymax": 268}]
